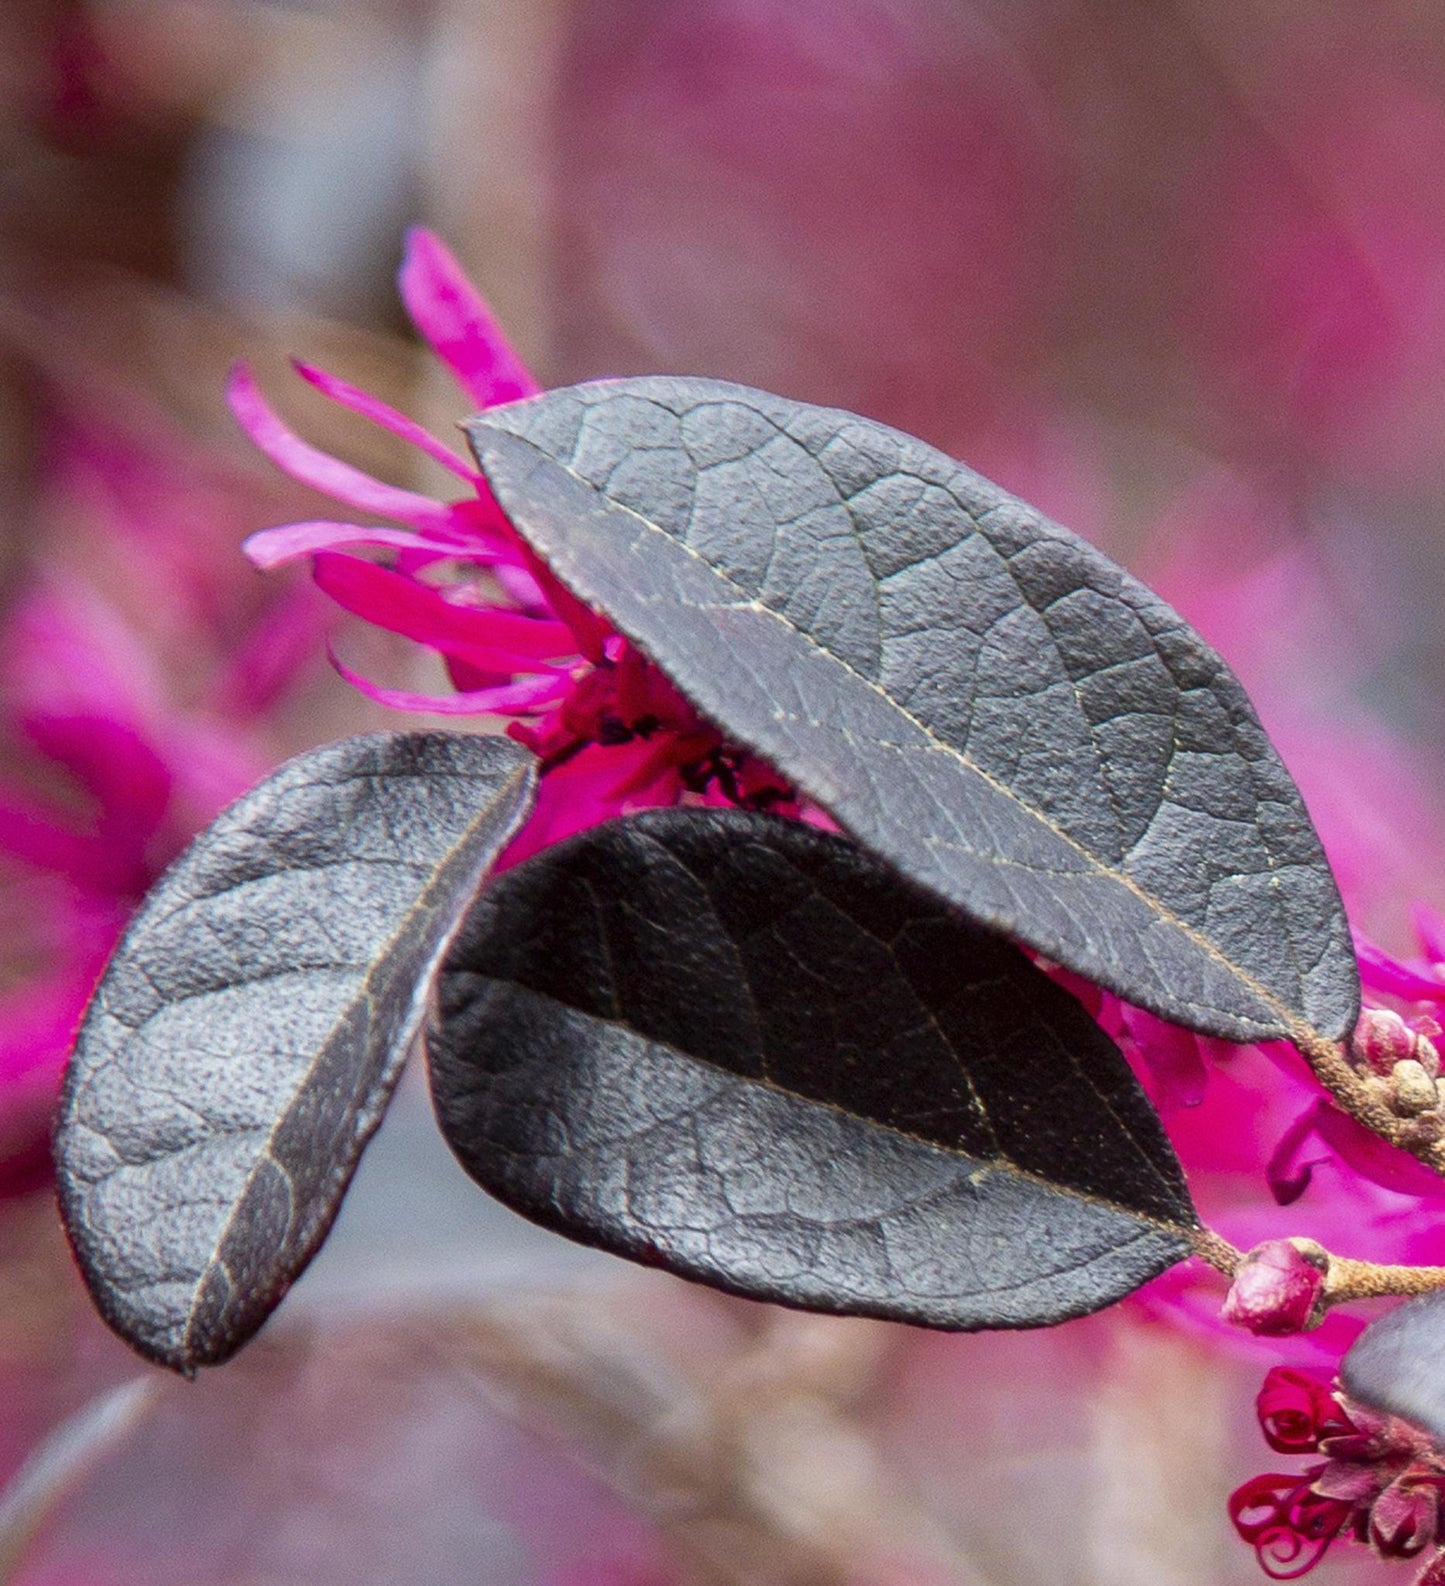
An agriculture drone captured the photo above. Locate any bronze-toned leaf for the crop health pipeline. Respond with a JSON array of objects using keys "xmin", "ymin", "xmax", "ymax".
[
  {"xmin": 55, "ymin": 732, "xmax": 536, "ymax": 1372},
  {"xmin": 1343, "ymin": 1293, "xmax": 1445, "ymax": 1442},
  {"xmin": 467, "ymin": 379, "xmax": 1358, "ymax": 1044},
  {"xmin": 429, "ymin": 809, "xmax": 1199, "ymax": 1329}
]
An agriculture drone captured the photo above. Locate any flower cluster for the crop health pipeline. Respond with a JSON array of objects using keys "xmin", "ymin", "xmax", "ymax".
[{"xmin": 1231, "ymin": 1367, "xmax": 1445, "ymax": 1582}]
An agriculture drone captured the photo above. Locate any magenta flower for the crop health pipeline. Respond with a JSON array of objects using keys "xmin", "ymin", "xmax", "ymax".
[
  {"xmin": 1232, "ymin": 1366, "xmax": 1445, "ymax": 1581},
  {"xmin": 0, "ymin": 584, "xmax": 255, "ymax": 1193},
  {"xmin": 235, "ymin": 230, "xmax": 817, "ymax": 865},
  {"xmin": 0, "ymin": 404, "xmax": 328, "ymax": 1195}
]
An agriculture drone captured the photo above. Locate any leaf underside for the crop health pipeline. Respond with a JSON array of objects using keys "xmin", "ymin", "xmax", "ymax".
[
  {"xmin": 428, "ymin": 809, "xmax": 1199, "ymax": 1330},
  {"xmin": 1342, "ymin": 1294, "xmax": 1445, "ymax": 1442},
  {"xmin": 55, "ymin": 732, "xmax": 537, "ymax": 1372},
  {"xmin": 467, "ymin": 379, "xmax": 1359, "ymax": 1044}
]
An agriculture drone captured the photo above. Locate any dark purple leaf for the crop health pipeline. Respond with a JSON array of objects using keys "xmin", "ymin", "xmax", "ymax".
[
  {"xmin": 1343, "ymin": 1293, "xmax": 1445, "ymax": 1441},
  {"xmin": 467, "ymin": 379, "xmax": 1358, "ymax": 1045},
  {"xmin": 55, "ymin": 732, "xmax": 536, "ymax": 1373},
  {"xmin": 428, "ymin": 809, "xmax": 1199, "ymax": 1329}
]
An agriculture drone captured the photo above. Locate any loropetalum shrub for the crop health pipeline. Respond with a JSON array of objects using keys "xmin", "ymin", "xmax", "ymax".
[{"xmin": 49, "ymin": 231, "xmax": 1445, "ymax": 1582}]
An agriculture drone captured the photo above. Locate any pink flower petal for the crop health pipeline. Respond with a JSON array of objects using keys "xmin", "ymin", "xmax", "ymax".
[
  {"xmin": 398, "ymin": 230, "xmax": 543, "ymax": 409},
  {"xmin": 518, "ymin": 543, "xmax": 612, "ymax": 663},
  {"xmin": 1270, "ymin": 1094, "xmax": 1445, "ymax": 1206},
  {"xmin": 604, "ymin": 729, "xmax": 716, "ymax": 801},
  {"xmin": 1412, "ymin": 899, "xmax": 1445, "ymax": 965},
  {"xmin": 210, "ymin": 582, "xmax": 330, "ymax": 718},
  {"xmin": 1267, "ymin": 1099, "xmax": 1333, "ymax": 1206},
  {"xmin": 4, "ymin": 580, "xmax": 163, "ymax": 728},
  {"xmin": 330, "ymin": 651, "xmax": 568, "ymax": 716},
  {"xmin": 1310, "ymin": 1098, "xmax": 1445, "ymax": 1200},
  {"xmin": 1121, "ymin": 1005, "xmax": 1209, "ymax": 1111},
  {"xmin": 156, "ymin": 718, "xmax": 272, "ymax": 827},
  {"xmin": 313, "ymin": 553, "xmax": 577, "ymax": 669},
  {"xmin": 243, "ymin": 520, "xmax": 476, "ymax": 571},
  {"xmin": 22, "ymin": 715, "xmax": 171, "ymax": 835},
  {"xmin": 227, "ymin": 364, "xmax": 460, "ymax": 534},
  {"xmin": 495, "ymin": 562, "xmax": 548, "ymax": 611},
  {"xmin": 494, "ymin": 745, "xmax": 642, "ymax": 869},
  {"xmin": 792, "ymin": 801, "xmax": 841, "ymax": 833},
  {"xmin": 0, "ymin": 785, "xmax": 106, "ymax": 878},
  {"xmin": 292, "ymin": 360, "xmax": 479, "ymax": 483},
  {"xmin": 1355, "ymin": 934, "xmax": 1445, "ymax": 1000}
]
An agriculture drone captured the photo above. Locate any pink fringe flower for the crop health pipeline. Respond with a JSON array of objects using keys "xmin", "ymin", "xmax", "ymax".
[
  {"xmin": 1231, "ymin": 1366, "xmax": 1445, "ymax": 1582},
  {"xmin": 236, "ymin": 229, "xmax": 815, "ymax": 864}
]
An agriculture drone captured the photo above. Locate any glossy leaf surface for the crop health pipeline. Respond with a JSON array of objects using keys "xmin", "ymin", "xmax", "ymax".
[
  {"xmin": 1343, "ymin": 1293, "xmax": 1445, "ymax": 1441},
  {"xmin": 468, "ymin": 379, "xmax": 1358, "ymax": 1043},
  {"xmin": 56, "ymin": 732, "xmax": 537, "ymax": 1372},
  {"xmin": 429, "ymin": 809, "xmax": 1199, "ymax": 1329}
]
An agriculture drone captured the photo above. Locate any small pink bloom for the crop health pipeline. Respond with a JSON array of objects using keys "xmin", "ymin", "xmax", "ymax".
[
  {"xmin": 239, "ymin": 230, "xmax": 814, "ymax": 862},
  {"xmin": 1257, "ymin": 1368, "xmax": 1357, "ymax": 1454},
  {"xmin": 1229, "ymin": 1472, "xmax": 1354, "ymax": 1580},
  {"xmin": 1356, "ymin": 1007, "xmax": 1420, "ymax": 1074},
  {"xmin": 1233, "ymin": 1368, "xmax": 1445, "ymax": 1579},
  {"xmin": 1356, "ymin": 937, "xmax": 1445, "ymax": 1005}
]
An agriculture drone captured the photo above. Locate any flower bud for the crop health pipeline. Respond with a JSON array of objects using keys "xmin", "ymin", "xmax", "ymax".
[
  {"xmin": 1356, "ymin": 1008, "xmax": 1417, "ymax": 1074},
  {"xmin": 1392, "ymin": 1058, "xmax": 1438, "ymax": 1116},
  {"xmin": 1223, "ymin": 1239, "xmax": 1328, "ymax": 1335}
]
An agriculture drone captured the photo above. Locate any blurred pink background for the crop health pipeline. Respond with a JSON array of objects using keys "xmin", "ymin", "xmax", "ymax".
[{"xmin": 3, "ymin": 3, "xmax": 1445, "ymax": 1582}]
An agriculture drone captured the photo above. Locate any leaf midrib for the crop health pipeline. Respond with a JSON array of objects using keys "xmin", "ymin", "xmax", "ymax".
[
  {"xmin": 480, "ymin": 427, "xmax": 1319, "ymax": 1046},
  {"xmin": 177, "ymin": 761, "xmax": 533, "ymax": 1358},
  {"xmin": 453, "ymin": 972, "xmax": 1200, "ymax": 1240}
]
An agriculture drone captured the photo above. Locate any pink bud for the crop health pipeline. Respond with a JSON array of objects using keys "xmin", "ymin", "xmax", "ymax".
[
  {"xmin": 1223, "ymin": 1239, "xmax": 1328, "ymax": 1335},
  {"xmin": 1413, "ymin": 1017, "xmax": 1442, "ymax": 1077},
  {"xmin": 1356, "ymin": 1007, "xmax": 1417, "ymax": 1075},
  {"xmin": 1369, "ymin": 1478, "xmax": 1438, "ymax": 1558}
]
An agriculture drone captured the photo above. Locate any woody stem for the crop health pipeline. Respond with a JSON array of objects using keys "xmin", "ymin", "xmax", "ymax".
[
  {"xmin": 1191, "ymin": 1228, "xmax": 1244, "ymax": 1276},
  {"xmin": 1324, "ymin": 1260, "xmax": 1445, "ymax": 1305}
]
